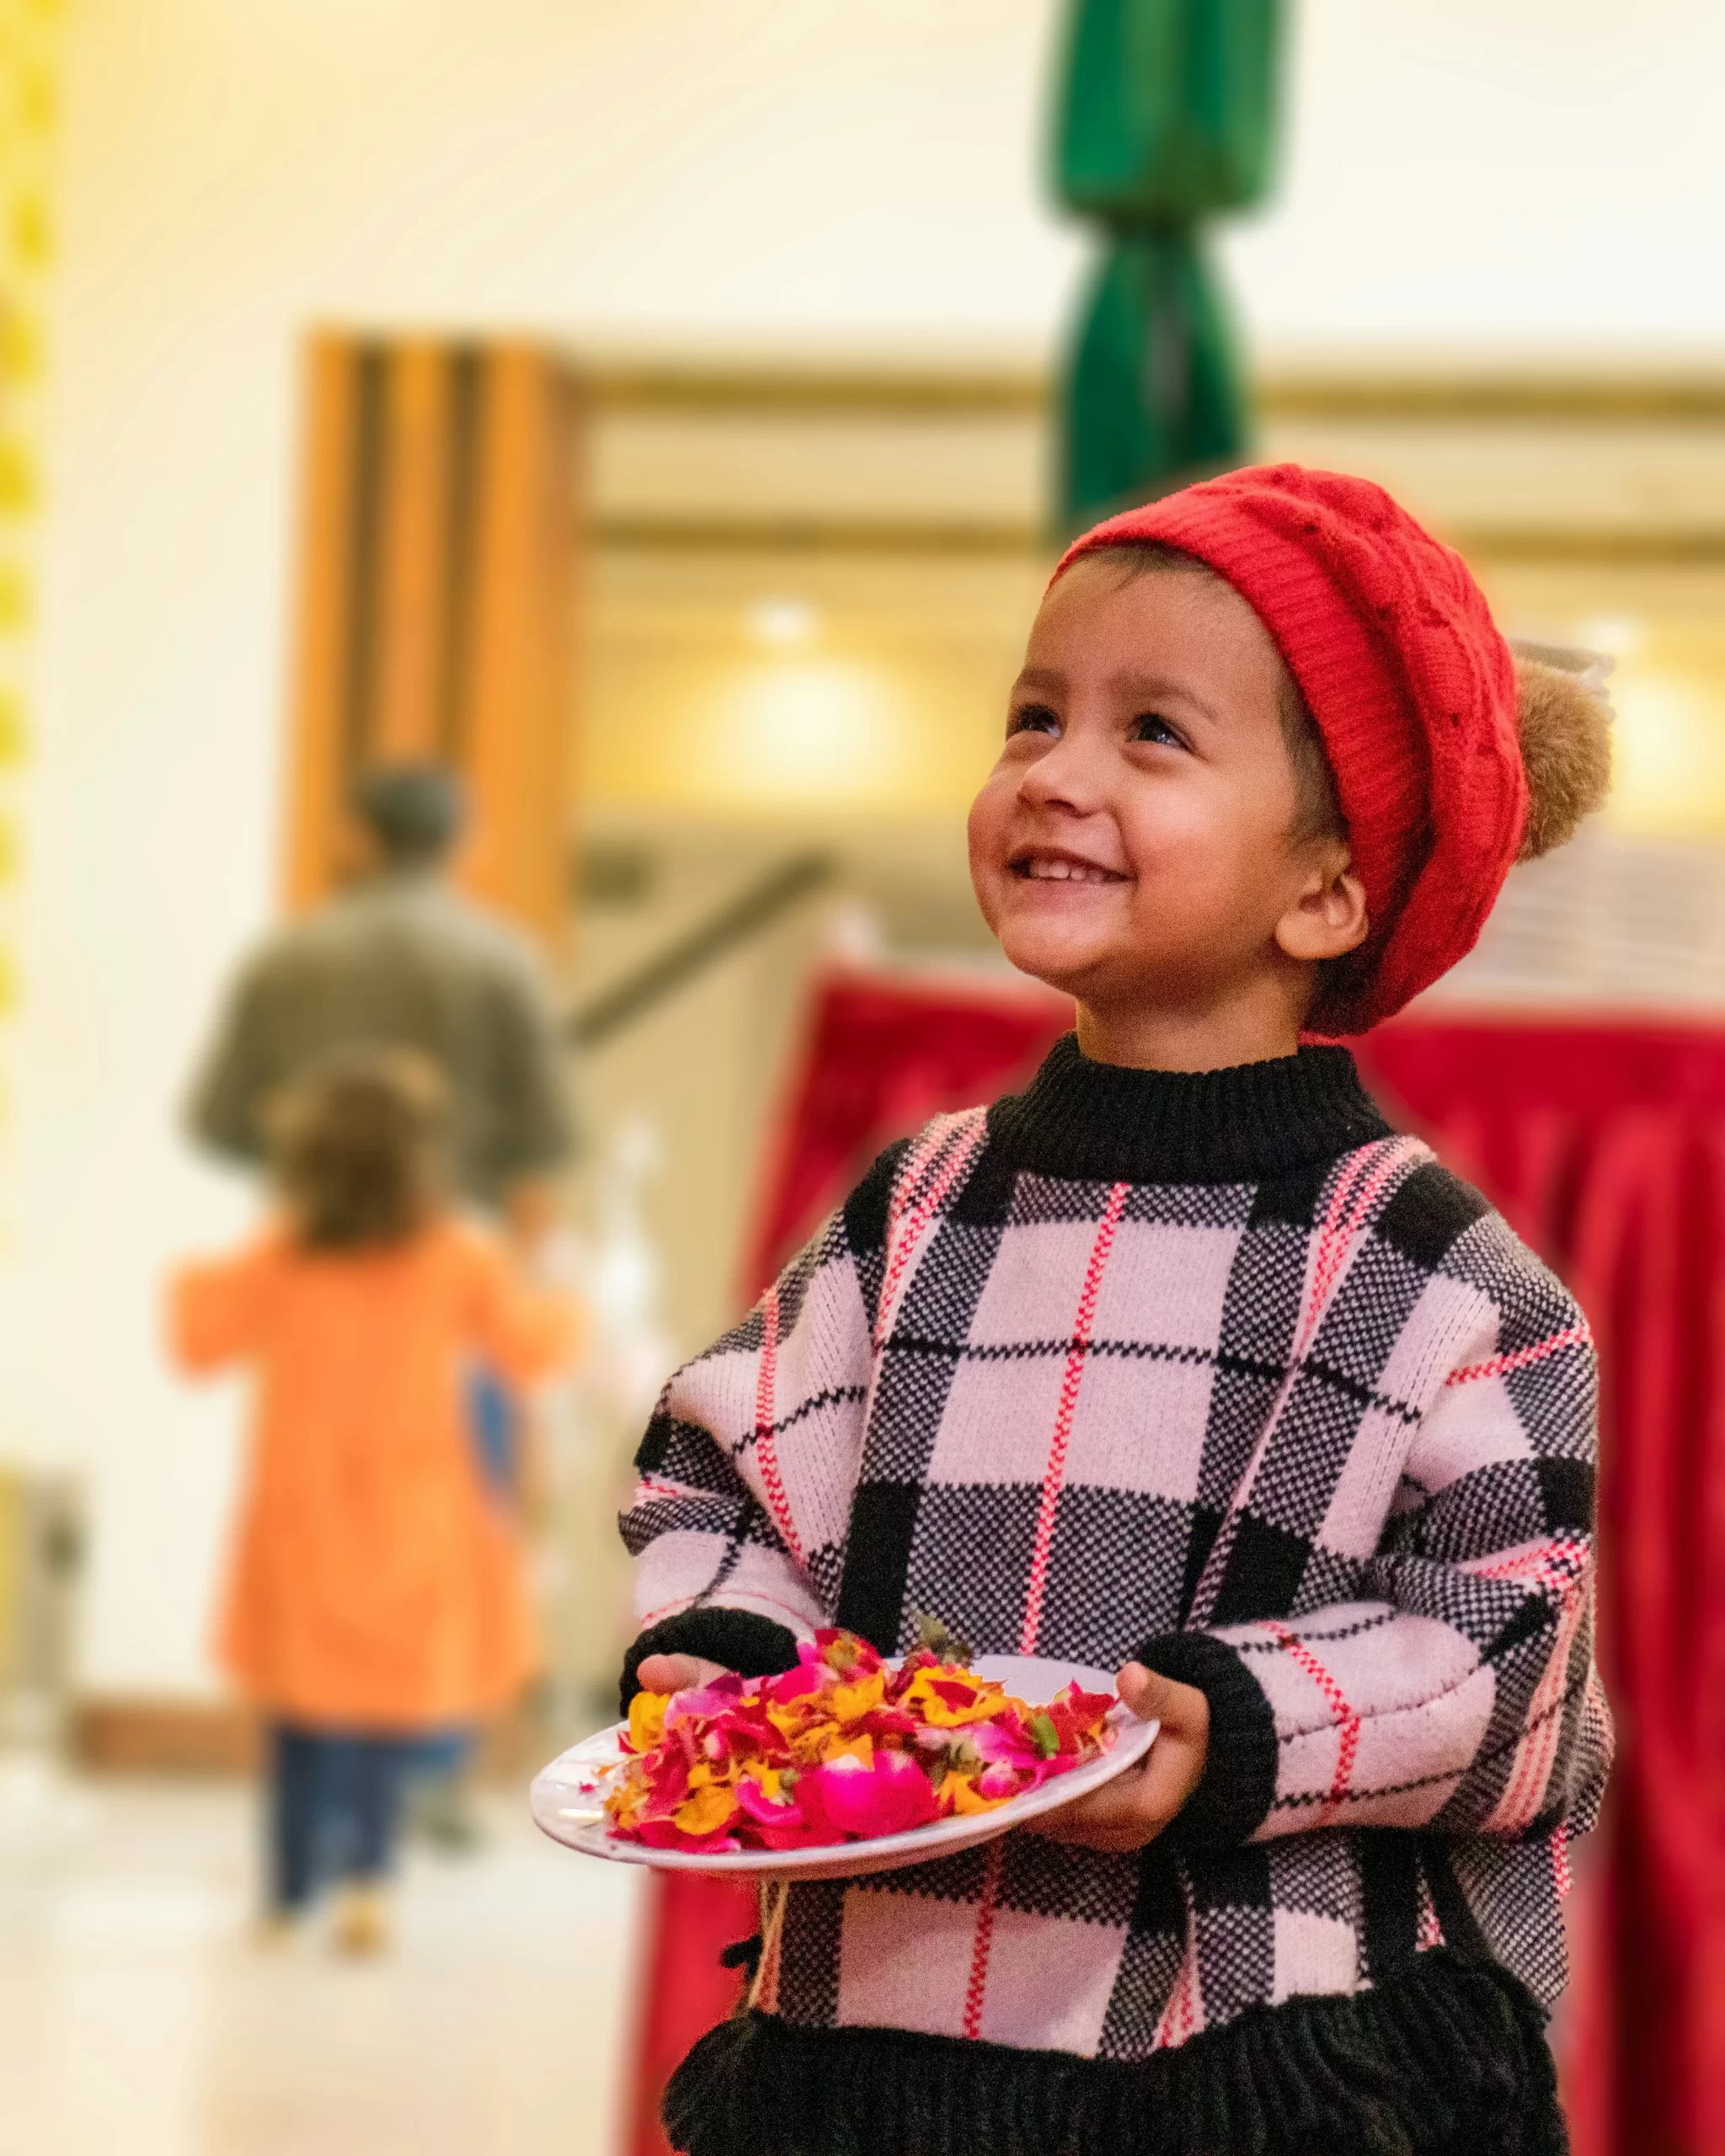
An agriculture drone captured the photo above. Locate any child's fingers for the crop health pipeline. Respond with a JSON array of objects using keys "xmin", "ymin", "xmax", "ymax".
[
  {"xmin": 1029, "ymin": 1777, "xmax": 1148, "ymax": 1847},
  {"xmin": 1115, "ymin": 1661, "xmax": 1209, "ymax": 1740},
  {"xmin": 635, "ymin": 1652, "xmax": 727, "ymax": 1694},
  {"xmin": 1030, "ymin": 1745, "xmax": 1188, "ymax": 1849},
  {"xmin": 1028, "ymin": 1668, "xmax": 1211, "ymax": 1851}
]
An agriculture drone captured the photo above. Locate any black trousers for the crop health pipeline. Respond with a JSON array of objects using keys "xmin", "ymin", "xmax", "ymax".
[{"xmin": 267, "ymin": 1721, "xmax": 413, "ymax": 1911}]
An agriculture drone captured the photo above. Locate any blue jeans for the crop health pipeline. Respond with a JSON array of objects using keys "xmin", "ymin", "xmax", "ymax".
[
  {"xmin": 267, "ymin": 1722, "xmax": 414, "ymax": 1912},
  {"xmin": 466, "ymin": 1363, "xmax": 521, "ymax": 1500}
]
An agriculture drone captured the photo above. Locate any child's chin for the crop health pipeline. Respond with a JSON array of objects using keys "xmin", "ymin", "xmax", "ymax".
[{"xmin": 995, "ymin": 925, "xmax": 1110, "ymax": 992}]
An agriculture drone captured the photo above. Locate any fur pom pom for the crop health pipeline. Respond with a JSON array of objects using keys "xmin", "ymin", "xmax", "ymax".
[{"xmin": 1513, "ymin": 656, "xmax": 1613, "ymax": 861}]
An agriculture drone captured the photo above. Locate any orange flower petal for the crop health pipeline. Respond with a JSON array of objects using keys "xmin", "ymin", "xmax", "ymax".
[
  {"xmin": 948, "ymin": 1777, "xmax": 1010, "ymax": 1816},
  {"xmin": 674, "ymin": 1784, "xmax": 740, "ymax": 1836}
]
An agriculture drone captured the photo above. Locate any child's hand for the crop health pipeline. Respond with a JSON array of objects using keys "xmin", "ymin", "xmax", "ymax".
[
  {"xmin": 635, "ymin": 1652, "xmax": 729, "ymax": 1694},
  {"xmin": 1030, "ymin": 1662, "xmax": 1210, "ymax": 1854}
]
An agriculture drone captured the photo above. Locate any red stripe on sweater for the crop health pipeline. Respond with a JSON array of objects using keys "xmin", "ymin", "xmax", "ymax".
[
  {"xmin": 1264, "ymin": 1620, "xmax": 1360, "ymax": 1824},
  {"xmin": 1018, "ymin": 1181, "xmax": 1131, "ymax": 1655},
  {"xmin": 1464, "ymin": 1537, "xmax": 1589, "ymax": 1588},
  {"xmin": 874, "ymin": 1114, "xmax": 986, "ymax": 1349},
  {"xmin": 1187, "ymin": 1140, "xmax": 1419, "ymax": 1630},
  {"xmin": 1299, "ymin": 1139, "xmax": 1408, "ymax": 1351},
  {"xmin": 1153, "ymin": 1930, "xmax": 1203, "ymax": 2048},
  {"xmin": 751, "ymin": 1287, "xmax": 804, "ymax": 1564},
  {"xmin": 1301, "ymin": 1145, "xmax": 1380, "ymax": 1344},
  {"xmin": 1445, "ymin": 1322, "xmax": 1592, "ymax": 1388},
  {"xmin": 962, "ymin": 1838, "xmax": 1005, "ymax": 2041},
  {"xmin": 1490, "ymin": 1561, "xmax": 1589, "ymax": 1830},
  {"xmin": 634, "ymin": 1476, "xmax": 693, "ymax": 1502}
]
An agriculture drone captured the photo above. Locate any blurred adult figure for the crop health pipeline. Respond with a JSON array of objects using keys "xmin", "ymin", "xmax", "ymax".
[
  {"xmin": 188, "ymin": 761, "xmax": 574, "ymax": 1230},
  {"xmin": 185, "ymin": 762, "xmax": 576, "ymax": 1841}
]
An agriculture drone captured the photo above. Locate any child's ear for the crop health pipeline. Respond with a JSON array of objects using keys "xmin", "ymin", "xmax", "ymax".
[{"xmin": 1274, "ymin": 844, "xmax": 1369, "ymax": 966}]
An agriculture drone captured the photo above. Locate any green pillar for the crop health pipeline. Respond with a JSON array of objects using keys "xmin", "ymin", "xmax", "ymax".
[{"xmin": 1052, "ymin": 0, "xmax": 1282, "ymax": 533}]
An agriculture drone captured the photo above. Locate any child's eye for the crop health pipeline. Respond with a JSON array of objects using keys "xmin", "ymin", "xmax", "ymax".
[
  {"xmin": 1007, "ymin": 702, "xmax": 1060, "ymax": 739},
  {"xmin": 1130, "ymin": 711, "xmax": 1187, "ymax": 750}
]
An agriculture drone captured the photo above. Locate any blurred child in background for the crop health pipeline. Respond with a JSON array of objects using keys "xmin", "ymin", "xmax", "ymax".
[{"xmin": 169, "ymin": 1047, "xmax": 575, "ymax": 1952}]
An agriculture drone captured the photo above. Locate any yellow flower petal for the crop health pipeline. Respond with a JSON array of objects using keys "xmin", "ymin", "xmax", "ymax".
[
  {"xmin": 628, "ymin": 1690, "xmax": 669, "ymax": 1754},
  {"xmin": 829, "ymin": 1670, "xmax": 885, "ymax": 1722},
  {"xmin": 901, "ymin": 1668, "xmax": 1009, "ymax": 1726}
]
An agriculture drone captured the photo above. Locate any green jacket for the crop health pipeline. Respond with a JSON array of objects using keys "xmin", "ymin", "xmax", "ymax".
[{"xmin": 189, "ymin": 872, "xmax": 574, "ymax": 1203}]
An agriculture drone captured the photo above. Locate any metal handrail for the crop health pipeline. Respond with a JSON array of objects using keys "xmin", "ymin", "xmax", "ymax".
[{"xmin": 566, "ymin": 851, "xmax": 838, "ymax": 1051}]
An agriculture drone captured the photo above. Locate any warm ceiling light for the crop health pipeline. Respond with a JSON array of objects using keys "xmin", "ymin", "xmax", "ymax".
[
  {"xmin": 1577, "ymin": 614, "xmax": 1643, "ymax": 661},
  {"xmin": 746, "ymin": 597, "xmax": 820, "ymax": 648}
]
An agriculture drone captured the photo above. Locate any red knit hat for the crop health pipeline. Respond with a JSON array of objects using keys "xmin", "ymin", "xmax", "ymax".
[{"xmin": 1054, "ymin": 464, "xmax": 1525, "ymax": 1033}]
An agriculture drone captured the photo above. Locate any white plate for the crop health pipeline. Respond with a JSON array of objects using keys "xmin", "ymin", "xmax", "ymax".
[{"xmin": 529, "ymin": 1655, "xmax": 1158, "ymax": 1881}]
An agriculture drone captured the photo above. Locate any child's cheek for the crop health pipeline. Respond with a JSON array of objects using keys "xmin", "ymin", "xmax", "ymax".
[
  {"xmin": 965, "ymin": 780, "xmax": 1014, "ymax": 917},
  {"xmin": 1115, "ymin": 784, "xmax": 1214, "ymax": 883}
]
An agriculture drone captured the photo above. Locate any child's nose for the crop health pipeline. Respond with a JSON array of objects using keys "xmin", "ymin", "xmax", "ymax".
[{"xmin": 1018, "ymin": 729, "xmax": 1110, "ymax": 816}]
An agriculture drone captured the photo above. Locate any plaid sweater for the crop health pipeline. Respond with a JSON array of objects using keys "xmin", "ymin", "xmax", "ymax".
[{"xmin": 622, "ymin": 1040, "xmax": 1610, "ymax": 2156}]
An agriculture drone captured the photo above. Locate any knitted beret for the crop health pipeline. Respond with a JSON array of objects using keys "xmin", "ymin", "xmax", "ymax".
[{"xmin": 1055, "ymin": 464, "xmax": 1547, "ymax": 1032}]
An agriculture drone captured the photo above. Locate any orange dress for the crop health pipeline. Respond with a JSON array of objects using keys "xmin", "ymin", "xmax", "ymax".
[{"xmin": 170, "ymin": 1219, "xmax": 573, "ymax": 1731}]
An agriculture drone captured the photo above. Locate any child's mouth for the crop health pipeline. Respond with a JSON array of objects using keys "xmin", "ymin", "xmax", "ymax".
[{"xmin": 1009, "ymin": 852, "xmax": 1128, "ymax": 885}]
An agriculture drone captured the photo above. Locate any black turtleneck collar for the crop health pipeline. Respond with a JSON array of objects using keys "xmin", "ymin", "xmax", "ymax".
[{"xmin": 988, "ymin": 1033, "xmax": 1393, "ymax": 1186}]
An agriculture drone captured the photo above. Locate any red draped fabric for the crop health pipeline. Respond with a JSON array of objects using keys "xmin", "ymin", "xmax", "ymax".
[
  {"xmin": 739, "ymin": 970, "xmax": 1071, "ymax": 1298},
  {"xmin": 627, "ymin": 974, "xmax": 1725, "ymax": 2156}
]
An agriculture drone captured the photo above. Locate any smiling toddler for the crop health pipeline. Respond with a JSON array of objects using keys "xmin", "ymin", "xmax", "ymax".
[{"xmin": 620, "ymin": 466, "xmax": 1613, "ymax": 2156}]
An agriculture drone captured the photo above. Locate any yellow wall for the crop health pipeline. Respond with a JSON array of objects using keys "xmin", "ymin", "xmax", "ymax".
[
  {"xmin": 1473, "ymin": 569, "xmax": 1725, "ymax": 839},
  {"xmin": 587, "ymin": 547, "xmax": 1041, "ymax": 825}
]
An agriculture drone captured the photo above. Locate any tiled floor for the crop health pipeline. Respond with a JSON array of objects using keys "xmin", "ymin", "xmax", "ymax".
[{"xmin": 0, "ymin": 1753, "xmax": 644, "ymax": 2156}]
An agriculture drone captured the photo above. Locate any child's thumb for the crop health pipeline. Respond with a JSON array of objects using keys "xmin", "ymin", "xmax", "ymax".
[
  {"xmin": 636, "ymin": 1652, "xmax": 724, "ymax": 1694},
  {"xmin": 1116, "ymin": 1660, "xmax": 1200, "ymax": 1730}
]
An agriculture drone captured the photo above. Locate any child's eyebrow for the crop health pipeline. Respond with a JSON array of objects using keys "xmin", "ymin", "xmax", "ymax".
[
  {"xmin": 1011, "ymin": 666, "xmax": 1065, "ymax": 696},
  {"xmin": 1112, "ymin": 671, "xmax": 1222, "ymax": 726}
]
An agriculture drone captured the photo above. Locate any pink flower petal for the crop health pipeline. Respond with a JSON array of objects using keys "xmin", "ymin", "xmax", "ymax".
[
  {"xmin": 734, "ymin": 1780, "xmax": 795, "ymax": 1826},
  {"xmin": 971, "ymin": 1721, "xmax": 1039, "ymax": 1767},
  {"xmin": 809, "ymin": 1749, "xmax": 938, "ymax": 1838},
  {"xmin": 666, "ymin": 1673, "xmax": 745, "ymax": 1726}
]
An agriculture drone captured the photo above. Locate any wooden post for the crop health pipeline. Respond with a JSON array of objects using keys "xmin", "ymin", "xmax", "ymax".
[
  {"xmin": 280, "ymin": 335, "xmax": 579, "ymax": 951},
  {"xmin": 281, "ymin": 337, "xmax": 360, "ymax": 913},
  {"xmin": 462, "ymin": 345, "xmax": 577, "ymax": 945},
  {"xmin": 374, "ymin": 342, "xmax": 453, "ymax": 761}
]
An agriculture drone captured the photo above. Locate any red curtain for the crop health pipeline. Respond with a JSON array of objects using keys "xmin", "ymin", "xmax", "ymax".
[
  {"xmin": 739, "ymin": 970, "xmax": 1071, "ymax": 1296},
  {"xmin": 1353, "ymin": 1018, "xmax": 1725, "ymax": 2156},
  {"xmin": 627, "ymin": 975, "xmax": 1725, "ymax": 2156}
]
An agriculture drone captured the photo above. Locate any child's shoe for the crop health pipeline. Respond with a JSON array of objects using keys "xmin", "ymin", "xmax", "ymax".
[{"xmin": 331, "ymin": 1881, "xmax": 391, "ymax": 1957}]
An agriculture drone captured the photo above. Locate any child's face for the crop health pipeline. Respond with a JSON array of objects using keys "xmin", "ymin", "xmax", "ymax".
[{"xmin": 968, "ymin": 558, "xmax": 1358, "ymax": 1033}]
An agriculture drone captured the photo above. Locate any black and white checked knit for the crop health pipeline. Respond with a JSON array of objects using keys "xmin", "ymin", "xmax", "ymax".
[{"xmin": 622, "ymin": 1038, "xmax": 1610, "ymax": 2156}]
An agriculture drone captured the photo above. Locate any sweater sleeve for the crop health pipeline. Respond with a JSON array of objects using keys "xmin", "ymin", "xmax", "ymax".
[
  {"xmin": 464, "ymin": 1233, "xmax": 580, "ymax": 1385},
  {"xmin": 168, "ymin": 1238, "xmax": 277, "ymax": 1372},
  {"xmin": 617, "ymin": 1142, "xmax": 904, "ymax": 1707},
  {"xmin": 1141, "ymin": 1250, "xmax": 1612, "ymax": 1853}
]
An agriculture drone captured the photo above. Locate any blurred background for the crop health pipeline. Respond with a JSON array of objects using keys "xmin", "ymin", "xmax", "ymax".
[{"xmin": 3, "ymin": 3, "xmax": 1725, "ymax": 2153}]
